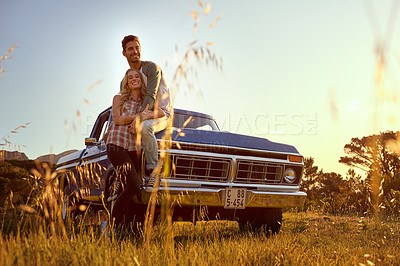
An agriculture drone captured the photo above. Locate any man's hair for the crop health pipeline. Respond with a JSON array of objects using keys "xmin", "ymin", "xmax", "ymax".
[{"xmin": 122, "ymin": 35, "xmax": 140, "ymax": 51}]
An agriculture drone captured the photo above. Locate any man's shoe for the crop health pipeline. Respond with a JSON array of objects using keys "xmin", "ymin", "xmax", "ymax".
[
  {"xmin": 143, "ymin": 168, "xmax": 155, "ymax": 185},
  {"xmin": 144, "ymin": 167, "xmax": 154, "ymax": 177}
]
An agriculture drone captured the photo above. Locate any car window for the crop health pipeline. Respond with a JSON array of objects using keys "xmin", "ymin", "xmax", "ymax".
[
  {"xmin": 90, "ymin": 110, "xmax": 111, "ymax": 141},
  {"xmin": 100, "ymin": 119, "xmax": 110, "ymax": 141}
]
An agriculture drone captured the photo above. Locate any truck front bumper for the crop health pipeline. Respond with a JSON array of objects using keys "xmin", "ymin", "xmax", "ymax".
[{"xmin": 143, "ymin": 186, "xmax": 307, "ymax": 209}]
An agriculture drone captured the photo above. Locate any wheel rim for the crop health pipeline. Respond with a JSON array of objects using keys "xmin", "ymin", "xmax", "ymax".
[
  {"xmin": 62, "ymin": 194, "xmax": 68, "ymax": 220},
  {"xmin": 109, "ymin": 180, "xmax": 120, "ymax": 213}
]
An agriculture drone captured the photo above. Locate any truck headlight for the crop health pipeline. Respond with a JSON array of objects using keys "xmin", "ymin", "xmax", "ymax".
[{"xmin": 284, "ymin": 168, "xmax": 296, "ymax": 183}]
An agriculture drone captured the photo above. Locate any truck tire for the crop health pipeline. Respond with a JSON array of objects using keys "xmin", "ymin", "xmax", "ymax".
[
  {"xmin": 61, "ymin": 185, "xmax": 83, "ymax": 229},
  {"xmin": 105, "ymin": 170, "xmax": 122, "ymax": 214},
  {"xmin": 238, "ymin": 207, "xmax": 282, "ymax": 235}
]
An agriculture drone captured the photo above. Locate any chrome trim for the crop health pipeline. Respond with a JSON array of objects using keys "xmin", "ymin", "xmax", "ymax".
[
  {"xmin": 171, "ymin": 153, "xmax": 230, "ymax": 182},
  {"xmin": 229, "ymin": 156, "xmax": 237, "ymax": 183},
  {"xmin": 57, "ymin": 162, "xmax": 80, "ymax": 170},
  {"xmin": 85, "ymin": 137, "xmax": 99, "ymax": 146},
  {"xmin": 158, "ymin": 179, "xmax": 301, "ymax": 192},
  {"xmin": 163, "ymin": 149, "xmax": 302, "ymax": 185},
  {"xmin": 142, "ymin": 186, "xmax": 306, "ymax": 208},
  {"xmin": 159, "ymin": 179, "xmax": 202, "ymax": 188},
  {"xmin": 163, "ymin": 140, "xmax": 303, "ymax": 158},
  {"xmin": 80, "ymin": 154, "xmax": 109, "ymax": 165},
  {"xmin": 164, "ymin": 148, "xmax": 303, "ymax": 165},
  {"xmin": 235, "ymin": 159, "xmax": 283, "ymax": 184},
  {"xmin": 167, "ymin": 149, "xmax": 237, "ymax": 159}
]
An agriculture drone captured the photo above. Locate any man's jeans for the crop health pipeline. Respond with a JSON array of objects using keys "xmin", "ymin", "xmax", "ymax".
[{"xmin": 141, "ymin": 115, "xmax": 170, "ymax": 170}]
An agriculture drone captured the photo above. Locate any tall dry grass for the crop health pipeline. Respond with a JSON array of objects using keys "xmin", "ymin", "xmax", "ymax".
[
  {"xmin": 139, "ymin": 0, "xmax": 223, "ymax": 253},
  {"xmin": 1, "ymin": 44, "xmax": 30, "ymax": 161},
  {"xmin": 327, "ymin": 1, "xmax": 400, "ymax": 218},
  {"xmin": 3, "ymin": 1, "xmax": 400, "ymax": 265},
  {"xmin": 0, "ymin": 44, "xmax": 15, "ymax": 79},
  {"xmin": 1, "ymin": 212, "xmax": 399, "ymax": 265},
  {"xmin": 364, "ymin": 0, "xmax": 400, "ymax": 218},
  {"xmin": 0, "ymin": 122, "xmax": 31, "ymax": 159},
  {"xmin": 2, "ymin": 0, "xmax": 223, "ymax": 244}
]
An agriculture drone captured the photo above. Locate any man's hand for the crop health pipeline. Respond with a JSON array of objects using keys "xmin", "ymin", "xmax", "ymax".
[
  {"xmin": 141, "ymin": 104, "xmax": 151, "ymax": 115},
  {"xmin": 140, "ymin": 96, "xmax": 154, "ymax": 112}
]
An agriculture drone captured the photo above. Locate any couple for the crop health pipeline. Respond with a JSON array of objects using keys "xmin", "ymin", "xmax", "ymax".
[{"xmin": 105, "ymin": 35, "xmax": 173, "ymax": 227}]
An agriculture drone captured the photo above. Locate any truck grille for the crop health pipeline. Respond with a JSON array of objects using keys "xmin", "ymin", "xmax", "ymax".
[
  {"xmin": 235, "ymin": 160, "xmax": 282, "ymax": 184},
  {"xmin": 171, "ymin": 154, "xmax": 230, "ymax": 182}
]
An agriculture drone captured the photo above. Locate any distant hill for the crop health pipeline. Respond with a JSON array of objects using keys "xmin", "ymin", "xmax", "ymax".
[
  {"xmin": 0, "ymin": 149, "xmax": 79, "ymax": 164},
  {"xmin": 0, "ymin": 150, "xmax": 29, "ymax": 161},
  {"xmin": 35, "ymin": 150, "xmax": 79, "ymax": 164}
]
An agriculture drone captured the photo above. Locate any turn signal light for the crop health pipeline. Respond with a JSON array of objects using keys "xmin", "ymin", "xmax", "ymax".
[{"xmin": 288, "ymin": 155, "xmax": 303, "ymax": 163}]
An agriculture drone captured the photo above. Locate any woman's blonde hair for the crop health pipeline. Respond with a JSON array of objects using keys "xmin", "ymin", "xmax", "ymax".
[{"xmin": 120, "ymin": 68, "xmax": 147, "ymax": 111}]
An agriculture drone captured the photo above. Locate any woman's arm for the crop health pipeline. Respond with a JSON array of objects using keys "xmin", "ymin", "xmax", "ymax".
[
  {"xmin": 139, "ymin": 106, "xmax": 165, "ymax": 121},
  {"xmin": 111, "ymin": 95, "xmax": 137, "ymax": 126},
  {"xmin": 129, "ymin": 106, "xmax": 166, "ymax": 134}
]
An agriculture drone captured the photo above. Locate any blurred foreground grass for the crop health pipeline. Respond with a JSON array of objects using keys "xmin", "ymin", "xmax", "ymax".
[{"xmin": 0, "ymin": 211, "xmax": 399, "ymax": 265}]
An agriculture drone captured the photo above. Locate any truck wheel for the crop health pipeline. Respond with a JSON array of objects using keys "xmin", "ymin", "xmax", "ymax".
[
  {"xmin": 238, "ymin": 208, "xmax": 282, "ymax": 235},
  {"xmin": 105, "ymin": 170, "xmax": 123, "ymax": 214},
  {"xmin": 61, "ymin": 186, "xmax": 70, "ymax": 222},
  {"xmin": 61, "ymin": 185, "xmax": 83, "ymax": 228}
]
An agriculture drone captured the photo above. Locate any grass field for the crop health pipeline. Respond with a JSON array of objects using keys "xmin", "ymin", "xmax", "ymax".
[{"xmin": 0, "ymin": 211, "xmax": 399, "ymax": 265}]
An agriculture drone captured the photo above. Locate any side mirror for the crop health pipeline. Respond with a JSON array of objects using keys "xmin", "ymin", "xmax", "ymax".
[{"xmin": 85, "ymin": 137, "xmax": 99, "ymax": 146}]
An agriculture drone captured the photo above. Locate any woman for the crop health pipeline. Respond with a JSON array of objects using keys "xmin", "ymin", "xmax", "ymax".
[{"xmin": 105, "ymin": 68, "xmax": 165, "ymax": 227}]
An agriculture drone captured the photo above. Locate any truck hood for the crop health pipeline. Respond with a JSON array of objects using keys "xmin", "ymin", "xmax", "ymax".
[{"xmin": 157, "ymin": 128, "xmax": 299, "ymax": 154}]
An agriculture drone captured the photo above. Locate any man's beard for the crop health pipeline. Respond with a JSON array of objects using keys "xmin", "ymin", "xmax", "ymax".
[
  {"xmin": 130, "ymin": 54, "xmax": 140, "ymax": 63},
  {"xmin": 130, "ymin": 59, "xmax": 141, "ymax": 65}
]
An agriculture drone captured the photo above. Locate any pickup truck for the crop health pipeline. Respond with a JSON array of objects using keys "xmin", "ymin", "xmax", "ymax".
[{"xmin": 56, "ymin": 107, "xmax": 306, "ymax": 234}]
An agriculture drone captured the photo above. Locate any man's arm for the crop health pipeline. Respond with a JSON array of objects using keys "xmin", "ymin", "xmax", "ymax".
[
  {"xmin": 141, "ymin": 61, "xmax": 162, "ymax": 111},
  {"xmin": 129, "ymin": 106, "xmax": 165, "ymax": 134}
]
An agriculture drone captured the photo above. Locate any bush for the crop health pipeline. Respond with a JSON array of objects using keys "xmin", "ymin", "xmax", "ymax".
[{"xmin": 0, "ymin": 161, "xmax": 34, "ymax": 206}]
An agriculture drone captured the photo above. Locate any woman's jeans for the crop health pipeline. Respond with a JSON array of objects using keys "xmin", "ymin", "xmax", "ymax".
[{"xmin": 106, "ymin": 144, "xmax": 141, "ymax": 226}]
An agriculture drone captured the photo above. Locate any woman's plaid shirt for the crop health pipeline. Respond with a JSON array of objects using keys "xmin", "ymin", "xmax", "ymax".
[{"xmin": 105, "ymin": 98, "xmax": 142, "ymax": 151}]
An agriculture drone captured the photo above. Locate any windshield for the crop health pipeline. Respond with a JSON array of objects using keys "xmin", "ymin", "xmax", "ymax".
[{"xmin": 173, "ymin": 113, "xmax": 219, "ymax": 131}]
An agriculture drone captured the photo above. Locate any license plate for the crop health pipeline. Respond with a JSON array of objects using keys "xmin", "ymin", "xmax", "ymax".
[{"xmin": 224, "ymin": 188, "xmax": 246, "ymax": 209}]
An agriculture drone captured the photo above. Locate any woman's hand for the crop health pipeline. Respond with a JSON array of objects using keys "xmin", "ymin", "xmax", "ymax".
[
  {"xmin": 129, "ymin": 105, "xmax": 150, "ymax": 134},
  {"xmin": 128, "ymin": 115, "xmax": 141, "ymax": 134}
]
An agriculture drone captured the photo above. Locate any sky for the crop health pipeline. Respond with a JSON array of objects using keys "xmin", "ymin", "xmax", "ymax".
[{"xmin": 1, "ymin": 0, "xmax": 400, "ymax": 177}]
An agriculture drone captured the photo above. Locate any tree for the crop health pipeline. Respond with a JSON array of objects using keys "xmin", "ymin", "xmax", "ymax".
[
  {"xmin": 301, "ymin": 157, "xmax": 372, "ymax": 214},
  {"xmin": 343, "ymin": 169, "xmax": 370, "ymax": 213},
  {"xmin": 339, "ymin": 131, "xmax": 400, "ymax": 178},
  {"xmin": 0, "ymin": 161, "xmax": 32, "ymax": 205},
  {"xmin": 300, "ymin": 157, "xmax": 320, "ymax": 194},
  {"xmin": 339, "ymin": 131, "xmax": 400, "ymax": 214}
]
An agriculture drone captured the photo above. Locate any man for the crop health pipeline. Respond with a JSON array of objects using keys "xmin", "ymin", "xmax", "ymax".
[{"xmin": 121, "ymin": 35, "xmax": 173, "ymax": 176}]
